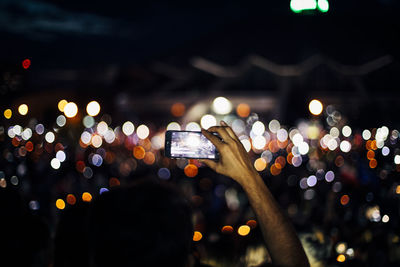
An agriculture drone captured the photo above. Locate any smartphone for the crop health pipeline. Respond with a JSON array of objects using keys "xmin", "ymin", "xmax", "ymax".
[{"xmin": 165, "ymin": 130, "xmax": 219, "ymax": 159}]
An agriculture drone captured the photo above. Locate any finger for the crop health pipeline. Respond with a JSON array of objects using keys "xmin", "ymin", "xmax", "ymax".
[
  {"xmin": 199, "ymin": 159, "xmax": 218, "ymax": 171},
  {"xmin": 207, "ymin": 126, "xmax": 233, "ymax": 143},
  {"xmin": 220, "ymin": 121, "xmax": 239, "ymax": 141},
  {"xmin": 201, "ymin": 129, "xmax": 224, "ymax": 150}
]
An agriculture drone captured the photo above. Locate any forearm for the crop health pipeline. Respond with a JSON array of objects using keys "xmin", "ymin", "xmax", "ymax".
[{"xmin": 239, "ymin": 171, "xmax": 309, "ymax": 267}]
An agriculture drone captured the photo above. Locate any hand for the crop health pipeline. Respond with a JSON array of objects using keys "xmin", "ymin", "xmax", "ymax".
[{"xmin": 201, "ymin": 121, "xmax": 259, "ymax": 185}]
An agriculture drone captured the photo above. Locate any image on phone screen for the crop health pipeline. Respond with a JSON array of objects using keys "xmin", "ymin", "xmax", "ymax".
[{"xmin": 165, "ymin": 131, "xmax": 218, "ymax": 159}]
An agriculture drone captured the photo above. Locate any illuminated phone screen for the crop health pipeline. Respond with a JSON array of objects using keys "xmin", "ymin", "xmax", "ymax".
[{"xmin": 169, "ymin": 131, "xmax": 218, "ymax": 159}]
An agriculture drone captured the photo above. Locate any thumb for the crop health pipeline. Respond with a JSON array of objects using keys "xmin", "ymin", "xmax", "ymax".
[{"xmin": 199, "ymin": 159, "xmax": 218, "ymax": 171}]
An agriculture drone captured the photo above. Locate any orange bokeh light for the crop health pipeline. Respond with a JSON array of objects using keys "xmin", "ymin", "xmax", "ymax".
[
  {"xmin": 236, "ymin": 103, "xmax": 250, "ymax": 118},
  {"xmin": 337, "ymin": 254, "xmax": 346, "ymax": 262},
  {"xmin": 340, "ymin": 195, "xmax": 350, "ymax": 205},
  {"xmin": 369, "ymin": 159, "xmax": 377, "ymax": 169},
  {"xmin": 143, "ymin": 152, "xmax": 156, "ymax": 165},
  {"xmin": 66, "ymin": 194, "xmax": 76, "ymax": 205},
  {"xmin": 82, "ymin": 192, "xmax": 92, "ymax": 202},
  {"xmin": 133, "ymin": 146, "xmax": 146, "ymax": 159},
  {"xmin": 171, "ymin": 103, "xmax": 185, "ymax": 117},
  {"xmin": 193, "ymin": 231, "xmax": 203, "ymax": 241},
  {"xmin": 367, "ymin": 150, "xmax": 375, "ymax": 160},
  {"xmin": 270, "ymin": 164, "xmax": 282, "ymax": 176},
  {"xmin": 221, "ymin": 225, "xmax": 234, "ymax": 234},
  {"xmin": 254, "ymin": 158, "xmax": 267, "ymax": 171},
  {"xmin": 275, "ymin": 156, "xmax": 286, "ymax": 169},
  {"xmin": 246, "ymin": 220, "xmax": 257, "ymax": 229},
  {"xmin": 184, "ymin": 164, "xmax": 198, "ymax": 177},
  {"xmin": 109, "ymin": 177, "xmax": 120, "ymax": 187}
]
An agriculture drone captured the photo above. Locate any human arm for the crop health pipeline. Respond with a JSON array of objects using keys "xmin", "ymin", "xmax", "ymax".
[{"xmin": 201, "ymin": 122, "xmax": 309, "ymax": 267}]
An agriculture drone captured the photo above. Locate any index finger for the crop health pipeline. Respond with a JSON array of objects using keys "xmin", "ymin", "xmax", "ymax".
[
  {"xmin": 201, "ymin": 129, "xmax": 224, "ymax": 150},
  {"xmin": 207, "ymin": 126, "xmax": 234, "ymax": 143}
]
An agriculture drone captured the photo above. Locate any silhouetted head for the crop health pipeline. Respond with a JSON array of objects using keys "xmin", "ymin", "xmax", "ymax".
[{"xmin": 88, "ymin": 180, "xmax": 193, "ymax": 267}]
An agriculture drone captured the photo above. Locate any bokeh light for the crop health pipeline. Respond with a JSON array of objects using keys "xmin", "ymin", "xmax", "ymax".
[
  {"xmin": 137, "ymin": 125, "xmax": 150, "ymax": 139},
  {"xmin": 56, "ymin": 199, "xmax": 65, "ymax": 210},
  {"xmin": 238, "ymin": 225, "xmax": 251, "ymax": 236},
  {"xmin": 66, "ymin": 194, "xmax": 76, "ymax": 205},
  {"xmin": 236, "ymin": 103, "xmax": 250, "ymax": 118},
  {"xmin": 4, "ymin": 109, "xmax": 12, "ymax": 119},
  {"xmin": 167, "ymin": 122, "xmax": 181, "ymax": 131},
  {"xmin": 22, "ymin": 59, "xmax": 31, "ymax": 69},
  {"xmin": 64, "ymin": 102, "xmax": 78, "ymax": 118},
  {"xmin": 18, "ymin": 104, "xmax": 28, "ymax": 115},
  {"xmin": 171, "ymin": 103, "xmax": 185, "ymax": 117},
  {"xmin": 200, "ymin": 114, "xmax": 217, "ymax": 129},
  {"xmin": 45, "ymin": 132, "xmax": 55, "ymax": 143},
  {"xmin": 193, "ymin": 231, "xmax": 203, "ymax": 241},
  {"xmin": 309, "ymin": 99, "xmax": 323, "ymax": 115},
  {"xmin": 51, "ymin": 158, "xmax": 61, "ymax": 169},
  {"xmin": 58, "ymin": 100, "xmax": 68, "ymax": 112},
  {"xmin": 86, "ymin": 101, "xmax": 101, "ymax": 116},
  {"xmin": 122, "ymin": 121, "xmax": 135, "ymax": 136},
  {"xmin": 254, "ymin": 158, "xmax": 267, "ymax": 171},
  {"xmin": 184, "ymin": 164, "xmax": 198, "ymax": 177},
  {"xmin": 82, "ymin": 192, "xmax": 92, "ymax": 202},
  {"xmin": 212, "ymin": 97, "xmax": 232, "ymax": 115}
]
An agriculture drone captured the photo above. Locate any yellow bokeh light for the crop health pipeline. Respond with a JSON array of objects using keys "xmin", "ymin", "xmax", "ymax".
[
  {"xmin": 4, "ymin": 109, "xmax": 12, "ymax": 119},
  {"xmin": 56, "ymin": 199, "xmax": 66, "ymax": 210},
  {"xmin": 64, "ymin": 102, "xmax": 78, "ymax": 118},
  {"xmin": 82, "ymin": 192, "xmax": 92, "ymax": 202},
  {"xmin": 18, "ymin": 104, "xmax": 28, "ymax": 115},
  {"xmin": 238, "ymin": 225, "xmax": 251, "ymax": 236},
  {"xmin": 336, "ymin": 254, "xmax": 346, "ymax": 262},
  {"xmin": 308, "ymin": 99, "xmax": 323, "ymax": 115},
  {"xmin": 58, "ymin": 100, "xmax": 68, "ymax": 112},
  {"xmin": 193, "ymin": 231, "xmax": 203, "ymax": 242},
  {"xmin": 86, "ymin": 101, "xmax": 101, "ymax": 116}
]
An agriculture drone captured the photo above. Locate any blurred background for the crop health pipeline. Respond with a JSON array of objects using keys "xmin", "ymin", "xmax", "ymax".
[{"xmin": 1, "ymin": 0, "xmax": 400, "ymax": 266}]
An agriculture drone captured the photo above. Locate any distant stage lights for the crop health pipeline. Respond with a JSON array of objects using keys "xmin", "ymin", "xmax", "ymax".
[{"xmin": 290, "ymin": 0, "xmax": 329, "ymax": 13}]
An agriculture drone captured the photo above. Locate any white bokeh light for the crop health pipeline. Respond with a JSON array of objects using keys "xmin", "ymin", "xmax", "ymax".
[
  {"xmin": 97, "ymin": 121, "xmax": 108, "ymax": 136},
  {"xmin": 340, "ymin": 140, "xmax": 352, "ymax": 153},
  {"xmin": 252, "ymin": 121, "xmax": 265, "ymax": 136},
  {"xmin": 64, "ymin": 102, "xmax": 78, "ymax": 118},
  {"xmin": 200, "ymin": 114, "xmax": 217, "ymax": 129},
  {"xmin": 45, "ymin": 132, "xmax": 55, "ymax": 143},
  {"xmin": 137, "ymin": 124, "xmax": 150, "ymax": 139},
  {"xmin": 81, "ymin": 131, "xmax": 92, "ymax": 145},
  {"xmin": 51, "ymin": 158, "xmax": 61, "ymax": 169},
  {"xmin": 212, "ymin": 97, "xmax": 232, "ymax": 115},
  {"xmin": 252, "ymin": 135, "xmax": 267, "ymax": 150},
  {"xmin": 167, "ymin": 122, "xmax": 181, "ymax": 131},
  {"xmin": 362, "ymin": 129, "xmax": 371, "ymax": 140},
  {"xmin": 56, "ymin": 151, "xmax": 66, "ymax": 162},
  {"xmin": 268, "ymin": 120, "xmax": 280, "ymax": 133},
  {"xmin": 308, "ymin": 99, "xmax": 323, "ymax": 115},
  {"xmin": 86, "ymin": 101, "xmax": 101, "ymax": 116},
  {"xmin": 185, "ymin": 122, "xmax": 201, "ymax": 132},
  {"xmin": 122, "ymin": 121, "xmax": 135, "ymax": 136},
  {"xmin": 342, "ymin": 126, "xmax": 352, "ymax": 137}
]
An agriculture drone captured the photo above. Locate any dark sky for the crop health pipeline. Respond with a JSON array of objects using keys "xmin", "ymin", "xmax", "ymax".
[{"xmin": 1, "ymin": 0, "xmax": 400, "ymax": 68}]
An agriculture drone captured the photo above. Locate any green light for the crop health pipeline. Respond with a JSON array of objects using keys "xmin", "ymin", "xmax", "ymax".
[
  {"xmin": 317, "ymin": 0, "xmax": 329, "ymax": 12},
  {"xmin": 290, "ymin": 0, "xmax": 329, "ymax": 13},
  {"xmin": 290, "ymin": 0, "xmax": 317, "ymax": 13}
]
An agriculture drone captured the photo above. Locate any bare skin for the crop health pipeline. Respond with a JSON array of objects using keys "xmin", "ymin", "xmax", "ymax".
[{"xmin": 201, "ymin": 121, "xmax": 310, "ymax": 267}]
